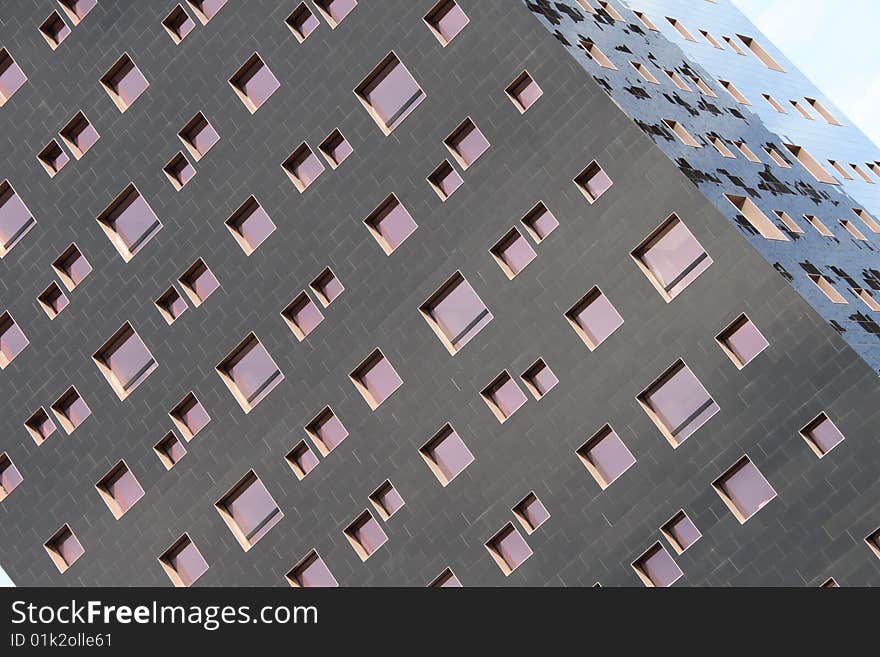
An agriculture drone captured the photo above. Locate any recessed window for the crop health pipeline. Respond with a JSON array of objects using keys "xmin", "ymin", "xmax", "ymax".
[
  {"xmin": 281, "ymin": 291, "xmax": 324, "ymax": 341},
  {"xmin": 318, "ymin": 129, "xmax": 352, "ymax": 169},
  {"xmin": 0, "ymin": 180, "xmax": 36, "ymax": 258},
  {"xmin": 580, "ymin": 39, "xmax": 617, "ymax": 70},
  {"xmin": 632, "ymin": 214, "xmax": 712, "ymax": 302},
  {"xmin": 783, "ymin": 144, "xmax": 839, "ymax": 184},
  {"xmin": 419, "ymin": 423, "xmax": 474, "ymax": 486},
  {"xmin": 576, "ymin": 425, "xmax": 636, "ymax": 489},
  {"xmin": 800, "ymin": 413, "xmax": 845, "ymax": 458},
  {"xmin": 215, "ymin": 470, "xmax": 283, "ymax": 550},
  {"xmin": 344, "ymin": 510, "xmax": 388, "ymax": 561},
  {"xmin": 305, "ymin": 407, "xmax": 349, "ymax": 456},
  {"xmin": 96, "ymin": 183, "xmax": 162, "ymax": 262},
  {"xmin": 661, "ymin": 510, "xmax": 701, "ymax": 554},
  {"xmin": 51, "ymin": 386, "xmax": 91, "ymax": 434},
  {"xmin": 665, "ymin": 17, "xmax": 696, "ymax": 41},
  {"xmin": 25, "ymin": 407, "xmax": 57, "ymax": 446},
  {"xmin": 725, "ymin": 194, "xmax": 787, "ymax": 241},
  {"xmin": 355, "ymin": 52, "xmax": 425, "ymax": 134},
  {"xmin": 773, "ymin": 210, "xmax": 803, "ymax": 234},
  {"xmin": 100, "ymin": 53, "xmax": 149, "ymax": 112},
  {"xmin": 722, "ymin": 35, "xmax": 747, "ymax": 55},
  {"xmin": 513, "ymin": 492, "xmax": 550, "ymax": 534},
  {"xmin": 59, "ymin": 110, "xmax": 99, "ymax": 159},
  {"xmin": 521, "ymin": 358, "xmax": 558, "ymax": 400},
  {"xmin": 521, "ymin": 201, "xmax": 558, "ymax": 243},
  {"xmin": 664, "ymin": 69, "xmax": 692, "ymax": 92},
  {"xmin": 37, "ymin": 282, "xmax": 69, "ymax": 319},
  {"xmin": 804, "ymin": 97, "xmax": 840, "ymax": 125},
  {"xmin": 631, "ymin": 61, "xmax": 660, "ymax": 84},
  {"xmin": 44, "ymin": 524, "xmax": 84, "ymax": 574},
  {"xmin": 363, "ymin": 193, "xmax": 417, "ymax": 255},
  {"xmin": 58, "ymin": 0, "xmax": 97, "ymax": 26},
  {"xmin": 597, "ymin": 1, "xmax": 623, "ymax": 21},
  {"xmin": 637, "ymin": 360, "xmax": 719, "ymax": 448},
  {"xmin": 719, "ymin": 79, "xmax": 750, "ymax": 105},
  {"xmin": 699, "ymin": 29, "xmax": 723, "ymax": 49},
  {"xmin": 505, "ymin": 70, "xmax": 542, "ymax": 113},
  {"xmin": 216, "ymin": 333, "xmax": 284, "ymax": 413},
  {"xmin": 38, "ymin": 139, "xmax": 70, "ymax": 177},
  {"xmin": 286, "ymin": 3, "xmax": 320, "ymax": 42},
  {"xmin": 490, "ymin": 227, "xmax": 536, "ymax": 279},
  {"xmin": 764, "ymin": 145, "xmax": 791, "ymax": 168},
  {"xmin": 804, "ymin": 214, "xmax": 834, "ymax": 238},
  {"xmin": 866, "ymin": 528, "xmax": 880, "ymax": 561},
  {"xmin": 709, "ymin": 136, "xmax": 735, "ymax": 158},
  {"xmin": 287, "ymin": 550, "xmax": 338, "ymax": 587},
  {"xmin": 840, "ymin": 219, "xmax": 867, "ymax": 242},
  {"xmin": 789, "ymin": 99, "xmax": 813, "ymax": 120},
  {"xmin": 868, "ymin": 162, "xmax": 880, "ymax": 181},
  {"xmin": 713, "ymin": 455, "xmax": 777, "ymax": 523},
  {"xmin": 736, "ymin": 34, "xmax": 784, "ymax": 71},
  {"xmin": 178, "ymin": 112, "xmax": 219, "ymax": 162},
  {"xmin": 369, "ymin": 480, "xmax": 405, "ymax": 520},
  {"xmin": 821, "ymin": 577, "xmax": 839, "ymax": 588},
  {"xmin": 163, "ymin": 5, "xmax": 196, "ymax": 43},
  {"xmin": 169, "ymin": 391, "xmax": 210, "ymax": 441},
  {"xmin": 0, "ymin": 48, "xmax": 27, "ymax": 106},
  {"xmin": 228, "ymin": 53, "xmax": 280, "ymax": 114},
  {"xmin": 732, "ymin": 140, "xmax": 761, "ymax": 163},
  {"xmin": 716, "ymin": 314, "xmax": 769, "ymax": 369},
  {"xmin": 154, "ymin": 431, "xmax": 187, "ymax": 470},
  {"xmin": 285, "ymin": 440, "xmax": 319, "ymax": 480},
  {"xmin": 282, "ymin": 142, "xmax": 325, "ymax": 192},
  {"xmin": 314, "ymin": 0, "xmax": 356, "ymax": 28},
  {"xmin": 444, "ymin": 117, "xmax": 489, "ymax": 170},
  {"xmin": 225, "ymin": 195, "xmax": 275, "ymax": 255},
  {"xmin": 419, "ymin": 271, "xmax": 492, "ymax": 355},
  {"xmin": 762, "ymin": 93, "xmax": 787, "ymax": 113},
  {"xmin": 632, "ymin": 542, "xmax": 682, "ymax": 587},
  {"xmin": 852, "ymin": 208, "xmax": 880, "ymax": 233},
  {"xmin": 809, "ymin": 273, "xmax": 847, "ymax": 304},
  {"xmin": 428, "ymin": 160, "xmax": 463, "ymax": 201},
  {"xmin": 424, "ymin": 0, "xmax": 469, "ymax": 46},
  {"xmin": 159, "ymin": 534, "xmax": 208, "ymax": 587},
  {"xmin": 633, "ymin": 10, "xmax": 660, "ymax": 31},
  {"xmin": 187, "ymin": 0, "xmax": 227, "ymax": 25},
  {"xmin": 310, "ymin": 267, "xmax": 343, "ymax": 306},
  {"xmin": 350, "ymin": 348, "xmax": 403, "ymax": 410},
  {"xmin": 179, "ymin": 258, "xmax": 220, "ymax": 307},
  {"xmin": 662, "ymin": 119, "xmax": 700, "ymax": 148},
  {"xmin": 481, "ymin": 370, "xmax": 528, "ymax": 423},
  {"xmin": 854, "ymin": 288, "xmax": 880, "ymax": 312},
  {"xmin": 155, "ymin": 286, "xmax": 188, "ymax": 325},
  {"xmin": 428, "ymin": 568, "xmax": 462, "ymax": 587},
  {"xmin": 163, "ymin": 152, "xmax": 195, "ymax": 191},
  {"xmin": 96, "ymin": 460, "xmax": 145, "ymax": 519},
  {"xmin": 850, "ymin": 163, "xmax": 875, "ymax": 183},
  {"xmin": 573, "ymin": 160, "xmax": 613, "ymax": 203},
  {"xmin": 0, "ymin": 311, "xmax": 28, "ymax": 369},
  {"xmin": 0, "ymin": 453, "xmax": 23, "ymax": 501},
  {"xmin": 486, "ymin": 523, "xmax": 532, "ymax": 575},
  {"xmin": 40, "ymin": 11, "xmax": 71, "ymax": 50},
  {"xmin": 565, "ymin": 286, "xmax": 624, "ymax": 351},
  {"xmin": 93, "ymin": 322, "xmax": 157, "ymax": 400}
]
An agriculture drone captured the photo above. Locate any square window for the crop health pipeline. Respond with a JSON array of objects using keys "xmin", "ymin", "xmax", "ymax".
[
  {"xmin": 318, "ymin": 129, "xmax": 353, "ymax": 169},
  {"xmin": 505, "ymin": 71, "xmax": 542, "ymax": 113},
  {"xmin": 521, "ymin": 358, "xmax": 558, "ymax": 400},
  {"xmin": 637, "ymin": 360, "xmax": 718, "ymax": 448},
  {"xmin": 581, "ymin": 39, "xmax": 617, "ymax": 70},
  {"xmin": 852, "ymin": 208, "xmax": 880, "ymax": 234},
  {"xmin": 565, "ymin": 287, "xmax": 624, "ymax": 350},
  {"xmin": 714, "ymin": 456, "xmax": 778, "ymax": 523},
  {"xmin": 0, "ymin": 453, "xmax": 23, "ymax": 501},
  {"xmin": 800, "ymin": 412, "xmax": 845, "ymax": 458},
  {"xmin": 37, "ymin": 281, "xmax": 69, "ymax": 319},
  {"xmin": 59, "ymin": 111, "xmax": 99, "ymax": 159},
  {"xmin": 310, "ymin": 267, "xmax": 343, "ymax": 306},
  {"xmin": 286, "ymin": 440, "xmax": 320, "ymax": 480},
  {"xmin": 574, "ymin": 161, "xmax": 613, "ymax": 203},
  {"xmin": 225, "ymin": 196, "xmax": 275, "ymax": 255},
  {"xmin": 428, "ymin": 160, "xmax": 463, "ymax": 201},
  {"xmin": 784, "ymin": 143, "xmax": 839, "ymax": 185},
  {"xmin": 169, "ymin": 391, "xmax": 210, "ymax": 441},
  {"xmin": 216, "ymin": 333, "xmax": 284, "ymax": 413},
  {"xmin": 96, "ymin": 460, "xmax": 145, "ymax": 519},
  {"xmin": 840, "ymin": 220, "xmax": 868, "ymax": 242},
  {"xmin": 444, "ymin": 117, "xmax": 489, "ymax": 170},
  {"xmin": 428, "ymin": 568, "xmax": 462, "ymax": 587},
  {"xmin": 96, "ymin": 183, "xmax": 162, "ymax": 262},
  {"xmin": 187, "ymin": 0, "xmax": 226, "ymax": 24},
  {"xmin": 44, "ymin": 524, "xmax": 84, "ymax": 574},
  {"xmin": 0, "ymin": 49, "xmax": 27, "ymax": 106},
  {"xmin": 576, "ymin": 425, "xmax": 636, "ymax": 489},
  {"xmin": 809, "ymin": 274, "xmax": 847, "ymax": 304},
  {"xmin": 490, "ymin": 227, "xmax": 537, "ymax": 279},
  {"xmin": 369, "ymin": 480, "xmax": 405, "ymax": 520},
  {"xmin": 631, "ymin": 61, "xmax": 660, "ymax": 84},
  {"xmin": 821, "ymin": 577, "xmax": 839, "ymax": 588},
  {"xmin": 178, "ymin": 258, "xmax": 220, "ymax": 307},
  {"xmin": 425, "ymin": 0, "xmax": 469, "ymax": 46},
  {"xmin": 486, "ymin": 523, "xmax": 532, "ymax": 575},
  {"xmin": 314, "ymin": 0, "xmax": 357, "ymax": 28},
  {"xmin": 58, "ymin": 0, "xmax": 97, "ymax": 26},
  {"xmin": 419, "ymin": 271, "xmax": 492, "ymax": 355},
  {"xmin": 100, "ymin": 53, "xmax": 149, "ymax": 112},
  {"xmin": 716, "ymin": 314, "xmax": 769, "ymax": 369},
  {"xmin": 632, "ymin": 214, "xmax": 712, "ymax": 302},
  {"xmin": 282, "ymin": 142, "xmax": 325, "ymax": 192},
  {"xmin": 866, "ymin": 529, "xmax": 880, "ymax": 560},
  {"xmin": 286, "ymin": 3, "xmax": 320, "ymax": 42},
  {"xmin": 159, "ymin": 534, "xmax": 208, "ymax": 587},
  {"xmin": 350, "ymin": 349, "xmax": 402, "ymax": 410},
  {"xmin": 660, "ymin": 510, "xmax": 702, "ymax": 554},
  {"xmin": 215, "ymin": 470, "xmax": 283, "ymax": 551},
  {"xmin": 38, "ymin": 139, "xmax": 70, "ymax": 177},
  {"xmin": 155, "ymin": 286, "xmax": 188, "ymax": 325},
  {"xmin": 51, "ymin": 386, "xmax": 91, "ymax": 434},
  {"xmin": 364, "ymin": 194, "xmax": 417, "ymax": 255},
  {"xmin": 632, "ymin": 542, "xmax": 682, "ymax": 587},
  {"xmin": 663, "ymin": 119, "xmax": 701, "ymax": 147},
  {"xmin": 854, "ymin": 288, "xmax": 880, "ymax": 312},
  {"xmin": 287, "ymin": 550, "xmax": 338, "ymax": 587},
  {"xmin": 228, "ymin": 53, "xmax": 280, "ymax": 113},
  {"xmin": 93, "ymin": 322, "xmax": 157, "ymax": 400},
  {"xmin": 344, "ymin": 510, "xmax": 388, "ymax": 561},
  {"xmin": 281, "ymin": 291, "xmax": 324, "ymax": 342},
  {"xmin": 513, "ymin": 492, "xmax": 550, "ymax": 534},
  {"xmin": 163, "ymin": 5, "xmax": 196, "ymax": 43},
  {"xmin": 178, "ymin": 112, "xmax": 219, "ymax": 162},
  {"xmin": 163, "ymin": 152, "xmax": 196, "ymax": 191},
  {"xmin": 154, "ymin": 431, "xmax": 187, "ymax": 470},
  {"xmin": 481, "ymin": 370, "xmax": 528, "ymax": 423},
  {"xmin": 804, "ymin": 215, "xmax": 834, "ymax": 238},
  {"xmin": 25, "ymin": 407, "xmax": 57, "ymax": 446},
  {"xmin": 598, "ymin": 0, "xmax": 624, "ymax": 21},
  {"xmin": 0, "ymin": 180, "xmax": 37, "ymax": 258},
  {"xmin": 419, "ymin": 424, "xmax": 474, "ymax": 486},
  {"xmin": 354, "ymin": 52, "xmax": 425, "ymax": 135},
  {"xmin": 521, "ymin": 202, "xmax": 558, "ymax": 242},
  {"xmin": 664, "ymin": 69, "xmax": 691, "ymax": 91},
  {"xmin": 305, "ymin": 407, "xmax": 348, "ymax": 456},
  {"xmin": 0, "ymin": 311, "xmax": 29, "ymax": 369},
  {"xmin": 725, "ymin": 194, "xmax": 788, "ymax": 241}
]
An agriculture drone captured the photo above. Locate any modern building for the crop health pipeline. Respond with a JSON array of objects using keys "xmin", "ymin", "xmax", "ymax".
[{"xmin": 0, "ymin": 0, "xmax": 878, "ymax": 587}]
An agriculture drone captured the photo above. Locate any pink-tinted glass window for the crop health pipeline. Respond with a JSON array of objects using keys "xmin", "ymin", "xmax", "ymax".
[
  {"xmin": 172, "ymin": 393, "xmax": 210, "ymax": 438},
  {"xmin": 0, "ymin": 182, "xmax": 35, "ymax": 251},
  {"xmin": 223, "ymin": 475, "xmax": 281, "ymax": 544},
  {"xmin": 308, "ymin": 408, "xmax": 349, "ymax": 452},
  {"xmin": 166, "ymin": 153, "xmax": 195, "ymax": 186},
  {"xmin": 316, "ymin": 0, "xmax": 357, "ymax": 24},
  {"xmin": 637, "ymin": 217, "xmax": 712, "ymax": 299},
  {"xmin": 372, "ymin": 481, "xmax": 404, "ymax": 517},
  {"xmin": 424, "ymin": 425, "xmax": 474, "ymax": 482},
  {"xmin": 484, "ymin": 372, "xmax": 527, "ymax": 419},
  {"xmin": 319, "ymin": 130, "xmax": 353, "ymax": 167},
  {"xmin": 223, "ymin": 338, "xmax": 282, "ymax": 404},
  {"xmin": 352, "ymin": 513, "xmax": 388, "ymax": 556},
  {"xmin": 190, "ymin": 0, "xmax": 226, "ymax": 21},
  {"xmin": 868, "ymin": 530, "xmax": 880, "ymax": 553},
  {"xmin": 26, "ymin": 408, "xmax": 57, "ymax": 443},
  {"xmin": 105, "ymin": 188, "xmax": 161, "ymax": 254},
  {"xmin": 718, "ymin": 458, "xmax": 776, "ymax": 520},
  {"xmin": 575, "ymin": 162, "xmax": 613, "ymax": 202},
  {"xmin": 164, "ymin": 6, "xmax": 195, "ymax": 41},
  {"xmin": 181, "ymin": 260, "xmax": 220, "ymax": 303},
  {"xmin": 568, "ymin": 289, "xmax": 623, "ymax": 348},
  {"xmin": 366, "ymin": 196, "xmax": 417, "ymax": 253},
  {"xmin": 180, "ymin": 113, "xmax": 219, "ymax": 159},
  {"xmin": 492, "ymin": 229, "xmax": 536, "ymax": 277},
  {"xmin": 51, "ymin": 527, "xmax": 85, "ymax": 566},
  {"xmin": 61, "ymin": 112, "xmax": 99, "ymax": 156},
  {"xmin": 446, "ymin": 118, "xmax": 489, "ymax": 167},
  {"xmin": 635, "ymin": 544, "xmax": 682, "ymax": 586},
  {"xmin": 429, "ymin": 161, "xmax": 463, "ymax": 199},
  {"xmin": 522, "ymin": 203, "xmax": 558, "ymax": 241},
  {"xmin": 426, "ymin": 0, "xmax": 469, "ymax": 43},
  {"xmin": 507, "ymin": 72, "xmax": 542, "ymax": 111},
  {"xmin": 98, "ymin": 325, "xmax": 156, "ymax": 392},
  {"xmin": 167, "ymin": 538, "xmax": 208, "ymax": 586},
  {"xmin": 358, "ymin": 55, "xmax": 425, "ymax": 131},
  {"xmin": 422, "ymin": 274, "xmax": 492, "ymax": 351},
  {"xmin": 285, "ymin": 293, "xmax": 324, "ymax": 339},
  {"xmin": 581, "ymin": 427, "xmax": 636, "ymax": 486},
  {"xmin": 102, "ymin": 464, "xmax": 145, "ymax": 515},
  {"xmin": 803, "ymin": 414, "xmax": 845, "ymax": 455},
  {"xmin": 54, "ymin": 389, "xmax": 90, "ymax": 429},
  {"xmin": 285, "ymin": 144, "xmax": 325, "ymax": 189},
  {"xmin": 289, "ymin": 441, "xmax": 319, "ymax": 476},
  {"xmin": 158, "ymin": 433, "xmax": 186, "ymax": 465},
  {"xmin": 104, "ymin": 56, "xmax": 149, "ymax": 108},
  {"xmin": 0, "ymin": 313, "xmax": 28, "ymax": 364},
  {"xmin": 39, "ymin": 141, "xmax": 69, "ymax": 173},
  {"xmin": 311, "ymin": 269, "xmax": 343, "ymax": 304},
  {"xmin": 288, "ymin": 4, "xmax": 320, "ymax": 40},
  {"xmin": 54, "ymin": 245, "xmax": 91, "ymax": 288},
  {"xmin": 430, "ymin": 569, "xmax": 462, "ymax": 587},
  {"xmin": 515, "ymin": 493, "xmax": 550, "ymax": 532},
  {"xmin": 228, "ymin": 197, "xmax": 275, "ymax": 252},
  {"xmin": 663, "ymin": 511, "xmax": 701, "ymax": 552},
  {"xmin": 0, "ymin": 455, "xmax": 23, "ymax": 495},
  {"xmin": 489, "ymin": 524, "xmax": 532, "ymax": 571},
  {"xmin": 39, "ymin": 283, "xmax": 69, "ymax": 316},
  {"xmin": 231, "ymin": 55, "xmax": 280, "ymax": 108},
  {"xmin": 720, "ymin": 315, "xmax": 768, "ymax": 366},
  {"xmin": 355, "ymin": 352, "xmax": 403, "ymax": 406},
  {"xmin": 158, "ymin": 288, "xmax": 187, "ymax": 322},
  {"xmin": 291, "ymin": 552, "xmax": 338, "ymax": 587},
  {"xmin": 0, "ymin": 50, "xmax": 27, "ymax": 100},
  {"xmin": 523, "ymin": 359, "xmax": 558, "ymax": 398},
  {"xmin": 641, "ymin": 362, "xmax": 718, "ymax": 444},
  {"xmin": 60, "ymin": 0, "xmax": 97, "ymax": 22}
]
